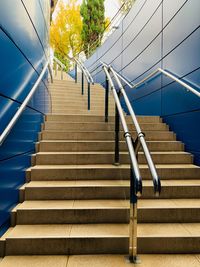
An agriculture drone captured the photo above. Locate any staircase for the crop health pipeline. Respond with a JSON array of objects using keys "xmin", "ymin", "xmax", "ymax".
[{"xmin": 1, "ymin": 77, "xmax": 200, "ymax": 266}]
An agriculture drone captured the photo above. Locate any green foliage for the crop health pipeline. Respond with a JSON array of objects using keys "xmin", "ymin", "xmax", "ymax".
[
  {"xmin": 80, "ymin": 0, "xmax": 106, "ymax": 57},
  {"xmin": 118, "ymin": 0, "xmax": 136, "ymax": 13},
  {"xmin": 50, "ymin": 0, "xmax": 82, "ymax": 68},
  {"xmin": 54, "ymin": 52, "xmax": 70, "ymax": 71}
]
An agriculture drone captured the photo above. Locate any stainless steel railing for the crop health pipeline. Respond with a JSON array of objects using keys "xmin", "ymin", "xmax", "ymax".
[
  {"xmin": 53, "ymin": 56, "xmax": 94, "ymax": 110},
  {"xmin": 53, "ymin": 56, "xmax": 65, "ymax": 80},
  {"xmin": 0, "ymin": 61, "xmax": 53, "ymax": 146},
  {"xmin": 74, "ymin": 58, "xmax": 94, "ymax": 110},
  {"xmin": 114, "ymin": 66, "xmax": 200, "ymax": 98},
  {"xmin": 102, "ymin": 62, "xmax": 161, "ymax": 263},
  {"xmin": 107, "ymin": 64, "xmax": 161, "ymax": 195}
]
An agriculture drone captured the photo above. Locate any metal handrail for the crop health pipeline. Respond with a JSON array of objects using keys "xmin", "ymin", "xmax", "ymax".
[
  {"xmin": 53, "ymin": 56, "xmax": 65, "ymax": 80},
  {"xmin": 0, "ymin": 61, "xmax": 52, "ymax": 146},
  {"xmin": 54, "ymin": 56, "xmax": 65, "ymax": 69},
  {"xmin": 74, "ymin": 58, "xmax": 94, "ymax": 84},
  {"xmin": 103, "ymin": 66, "xmax": 142, "ymax": 195},
  {"xmin": 103, "ymin": 63, "xmax": 200, "ymax": 98},
  {"xmin": 73, "ymin": 58, "xmax": 94, "ymax": 110},
  {"xmin": 103, "ymin": 64, "xmax": 142, "ymax": 264},
  {"xmin": 109, "ymin": 65, "xmax": 161, "ymax": 195},
  {"xmin": 77, "ymin": 58, "xmax": 94, "ymax": 84}
]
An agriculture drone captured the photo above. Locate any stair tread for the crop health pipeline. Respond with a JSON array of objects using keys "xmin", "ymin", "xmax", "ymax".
[
  {"xmin": 36, "ymin": 151, "xmax": 189, "ymax": 155},
  {"xmin": 42, "ymin": 130, "xmax": 171, "ymax": 133},
  {"xmin": 24, "ymin": 179, "xmax": 200, "ymax": 188},
  {"xmin": 5, "ymin": 223, "xmax": 200, "ymax": 238},
  {"xmin": 44, "ymin": 122, "xmax": 164, "ymax": 125},
  {"xmin": 39, "ymin": 140, "xmax": 180, "ymax": 143},
  {"xmin": 0, "ymin": 256, "xmax": 68, "ymax": 267},
  {"xmin": 25, "ymin": 180, "xmax": 130, "ymax": 187},
  {"xmin": 1, "ymin": 254, "xmax": 200, "ymax": 267},
  {"xmin": 16, "ymin": 199, "xmax": 200, "ymax": 210},
  {"xmin": 30, "ymin": 164, "xmax": 199, "ymax": 169}
]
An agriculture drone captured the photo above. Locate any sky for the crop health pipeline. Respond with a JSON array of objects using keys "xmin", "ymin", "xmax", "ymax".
[{"xmin": 54, "ymin": 0, "xmax": 121, "ymax": 20}]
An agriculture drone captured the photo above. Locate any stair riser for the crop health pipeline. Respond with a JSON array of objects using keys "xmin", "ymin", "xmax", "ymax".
[
  {"xmin": 51, "ymin": 100, "xmax": 114, "ymax": 105},
  {"xmin": 39, "ymin": 142, "xmax": 183, "ymax": 152},
  {"xmin": 35, "ymin": 154, "xmax": 192, "ymax": 165},
  {"xmin": 51, "ymin": 104, "xmax": 114, "ymax": 108},
  {"xmin": 50, "ymin": 91, "xmax": 103, "ymax": 94},
  {"xmin": 51, "ymin": 104, "xmax": 115, "ymax": 109},
  {"xmin": 44, "ymin": 123, "xmax": 168, "ymax": 131},
  {"xmin": 5, "ymin": 237, "xmax": 200, "ymax": 255},
  {"xmin": 50, "ymin": 95, "xmax": 107, "ymax": 101},
  {"xmin": 46, "ymin": 115, "xmax": 161, "ymax": 122},
  {"xmin": 15, "ymin": 208, "xmax": 200, "ymax": 224},
  {"xmin": 51, "ymin": 109, "xmax": 115, "ymax": 113},
  {"xmin": 41, "ymin": 132, "xmax": 175, "ymax": 141},
  {"xmin": 24, "ymin": 186, "xmax": 200, "ymax": 201},
  {"xmin": 30, "ymin": 168, "xmax": 200, "ymax": 181},
  {"xmin": 49, "ymin": 86, "xmax": 105, "ymax": 90},
  {"xmin": 50, "ymin": 111, "xmax": 110, "ymax": 115}
]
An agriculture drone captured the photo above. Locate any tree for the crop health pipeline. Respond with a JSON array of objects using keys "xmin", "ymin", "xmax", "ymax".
[
  {"xmin": 118, "ymin": 0, "xmax": 136, "ymax": 13},
  {"xmin": 80, "ymin": 0, "xmax": 106, "ymax": 58},
  {"xmin": 50, "ymin": 0, "xmax": 82, "ymax": 65},
  {"xmin": 50, "ymin": 0, "xmax": 59, "ymax": 21}
]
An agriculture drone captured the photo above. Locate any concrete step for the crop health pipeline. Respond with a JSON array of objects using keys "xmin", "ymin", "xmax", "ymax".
[
  {"xmin": 1, "ymin": 254, "xmax": 200, "ymax": 267},
  {"xmin": 33, "ymin": 152, "xmax": 192, "ymax": 165},
  {"xmin": 22, "ymin": 180, "xmax": 200, "ymax": 201},
  {"xmin": 50, "ymin": 94, "xmax": 108, "ymax": 99},
  {"xmin": 49, "ymin": 86, "xmax": 105, "ymax": 91},
  {"xmin": 50, "ymin": 106, "xmax": 113, "ymax": 111},
  {"xmin": 40, "ymin": 130, "xmax": 176, "ymax": 141},
  {"xmin": 51, "ymin": 107, "xmax": 116, "ymax": 112},
  {"xmin": 0, "ymin": 255, "xmax": 68, "ymax": 267},
  {"xmin": 43, "ymin": 122, "xmax": 168, "ymax": 131},
  {"xmin": 49, "ymin": 83, "xmax": 103, "ymax": 89},
  {"xmin": 50, "ymin": 111, "xmax": 115, "ymax": 116},
  {"xmin": 51, "ymin": 99, "xmax": 114, "ymax": 106},
  {"xmin": 13, "ymin": 199, "xmax": 200, "ymax": 224},
  {"xmin": 3, "ymin": 223, "xmax": 200, "ymax": 255},
  {"xmin": 28, "ymin": 164, "xmax": 200, "ymax": 181},
  {"xmin": 45, "ymin": 114, "xmax": 162, "ymax": 123},
  {"xmin": 38, "ymin": 140, "xmax": 184, "ymax": 152},
  {"xmin": 50, "ymin": 111, "xmax": 114, "ymax": 115},
  {"xmin": 50, "ymin": 93, "xmax": 107, "ymax": 99}
]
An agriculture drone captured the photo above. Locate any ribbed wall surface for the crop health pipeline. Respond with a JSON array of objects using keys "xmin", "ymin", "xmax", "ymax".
[
  {"xmin": 0, "ymin": 0, "xmax": 50, "ymax": 235},
  {"xmin": 85, "ymin": 0, "xmax": 200, "ymax": 165}
]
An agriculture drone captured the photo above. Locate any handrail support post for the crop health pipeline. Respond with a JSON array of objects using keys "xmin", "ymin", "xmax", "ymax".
[
  {"xmin": 75, "ymin": 63, "xmax": 78, "ymax": 83},
  {"xmin": 61, "ymin": 67, "xmax": 63, "ymax": 80},
  {"xmin": 55, "ymin": 62, "xmax": 57, "ymax": 76},
  {"xmin": 82, "ymin": 71, "xmax": 84, "ymax": 95},
  {"xmin": 88, "ymin": 82, "xmax": 91, "ymax": 110},
  {"xmin": 133, "ymin": 136, "xmax": 141, "ymax": 159},
  {"xmin": 114, "ymin": 91, "xmax": 120, "ymax": 165},
  {"xmin": 105, "ymin": 76, "xmax": 109, "ymax": 122},
  {"xmin": 129, "ymin": 168, "xmax": 140, "ymax": 264}
]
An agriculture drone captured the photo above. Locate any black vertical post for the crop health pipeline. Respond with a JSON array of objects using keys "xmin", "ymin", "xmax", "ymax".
[
  {"xmin": 114, "ymin": 91, "xmax": 120, "ymax": 165},
  {"xmin": 130, "ymin": 167, "xmax": 137, "ymax": 206},
  {"xmin": 129, "ymin": 166, "xmax": 138, "ymax": 263},
  {"xmin": 88, "ymin": 82, "xmax": 91, "ymax": 110},
  {"xmin": 82, "ymin": 71, "xmax": 84, "ymax": 95},
  {"xmin": 105, "ymin": 76, "xmax": 109, "ymax": 122},
  {"xmin": 75, "ymin": 63, "xmax": 78, "ymax": 83}
]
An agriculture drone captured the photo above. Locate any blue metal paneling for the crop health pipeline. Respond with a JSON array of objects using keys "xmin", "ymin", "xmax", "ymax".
[
  {"xmin": 0, "ymin": 0, "xmax": 46, "ymax": 71},
  {"xmin": 0, "ymin": 0, "xmax": 50, "ymax": 235},
  {"xmin": 85, "ymin": 0, "xmax": 200, "ymax": 165}
]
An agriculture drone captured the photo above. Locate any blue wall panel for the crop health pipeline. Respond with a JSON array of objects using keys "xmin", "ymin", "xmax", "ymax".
[
  {"xmin": 85, "ymin": 0, "xmax": 200, "ymax": 165},
  {"xmin": 0, "ymin": 0, "xmax": 50, "ymax": 235}
]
